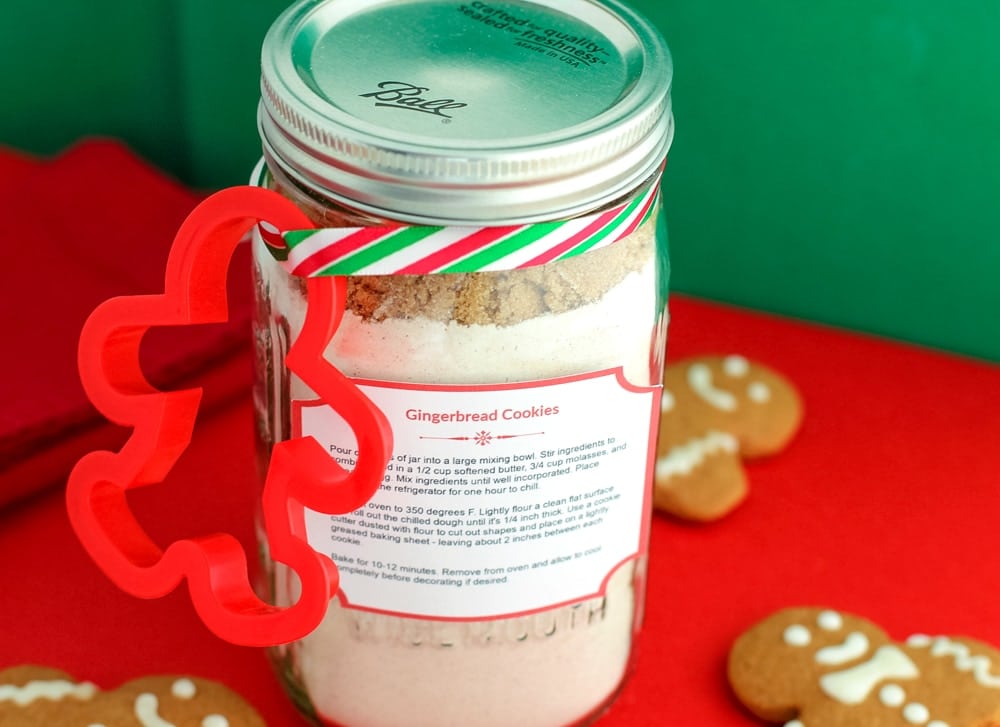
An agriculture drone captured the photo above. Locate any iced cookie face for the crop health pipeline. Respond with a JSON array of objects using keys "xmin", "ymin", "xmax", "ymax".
[
  {"xmin": 728, "ymin": 607, "xmax": 1000, "ymax": 727},
  {"xmin": 653, "ymin": 355, "xmax": 803, "ymax": 521},
  {"xmin": 0, "ymin": 666, "xmax": 265, "ymax": 726}
]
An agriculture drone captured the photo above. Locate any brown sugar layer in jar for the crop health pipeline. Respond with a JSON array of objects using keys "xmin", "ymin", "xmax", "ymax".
[
  {"xmin": 347, "ymin": 227, "xmax": 654, "ymax": 326},
  {"xmin": 270, "ymin": 179, "xmax": 657, "ymax": 326}
]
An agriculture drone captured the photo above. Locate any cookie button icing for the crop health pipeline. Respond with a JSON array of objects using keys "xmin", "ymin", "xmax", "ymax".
[
  {"xmin": 879, "ymin": 683, "xmax": 906, "ymax": 707},
  {"xmin": 902, "ymin": 702, "xmax": 930, "ymax": 724},
  {"xmin": 748, "ymin": 381, "xmax": 772, "ymax": 403},
  {"xmin": 817, "ymin": 610, "xmax": 843, "ymax": 632},
  {"xmin": 784, "ymin": 624, "xmax": 812, "ymax": 647},
  {"xmin": 723, "ymin": 355, "xmax": 750, "ymax": 377},
  {"xmin": 172, "ymin": 678, "xmax": 197, "ymax": 700}
]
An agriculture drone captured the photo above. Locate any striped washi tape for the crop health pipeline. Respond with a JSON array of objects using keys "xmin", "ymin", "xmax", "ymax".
[{"xmin": 254, "ymin": 164, "xmax": 660, "ymax": 277}]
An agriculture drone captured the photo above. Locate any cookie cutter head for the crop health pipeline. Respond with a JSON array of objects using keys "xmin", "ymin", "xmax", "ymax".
[{"xmin": 67, "ymin": 186, "xmax": 392, "ymax": 646}]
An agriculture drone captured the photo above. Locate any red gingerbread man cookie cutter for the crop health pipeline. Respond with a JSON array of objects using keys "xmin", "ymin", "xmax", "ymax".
[{"xmin": 67, "ymin": 186, "xmax": 392, "ymax": 646}]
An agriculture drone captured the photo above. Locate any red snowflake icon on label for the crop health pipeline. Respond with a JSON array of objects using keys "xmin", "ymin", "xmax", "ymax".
[{"xmin": 474, "ymin": 430, "xmax": 494, "ymax": 446}]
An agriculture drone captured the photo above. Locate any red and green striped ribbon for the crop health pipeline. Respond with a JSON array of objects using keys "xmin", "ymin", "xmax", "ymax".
[{"xmin": 257, "ymin": 176, "xmax": 660, "ymax": 278}]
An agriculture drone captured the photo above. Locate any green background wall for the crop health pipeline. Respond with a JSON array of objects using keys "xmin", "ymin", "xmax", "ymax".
[{"xmin": 2, "ymin": 1, "xmax": 997, "ymax": 362}]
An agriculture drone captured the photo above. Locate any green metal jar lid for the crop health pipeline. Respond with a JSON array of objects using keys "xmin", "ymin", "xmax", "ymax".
[{"xmin": 259, "ymin": 0, "xmax": 673, "ymax": 224}]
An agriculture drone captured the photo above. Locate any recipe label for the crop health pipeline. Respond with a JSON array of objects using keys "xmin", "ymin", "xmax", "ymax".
[{"xmin": 295, "ymin": 369, "xmax": 658, "ymax": 620}]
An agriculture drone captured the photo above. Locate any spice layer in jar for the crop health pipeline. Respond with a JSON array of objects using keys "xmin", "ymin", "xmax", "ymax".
[{"xmin": 249, "ymin": 0, "xmax": 673, "ymax": 725}]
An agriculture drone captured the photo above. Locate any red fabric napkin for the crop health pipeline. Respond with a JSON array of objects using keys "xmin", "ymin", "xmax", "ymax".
[{"xmin": 0, "ymin": 140, "xmax": 255, "ymax": 508}]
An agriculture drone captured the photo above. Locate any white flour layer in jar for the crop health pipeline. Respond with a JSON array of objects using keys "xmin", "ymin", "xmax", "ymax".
[{"xmin": 255, "ymin": 229, "xmax": 661, "ymax": 727}]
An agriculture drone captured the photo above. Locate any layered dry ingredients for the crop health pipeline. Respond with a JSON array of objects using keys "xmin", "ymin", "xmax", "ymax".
[{"xmin": 252, "ymin": 207, "xmax": 664, "ymax": 727}]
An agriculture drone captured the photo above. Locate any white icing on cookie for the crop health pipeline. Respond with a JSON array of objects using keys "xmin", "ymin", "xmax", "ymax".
[
  {"xmin": 903, "ymin": 702, "xmax": 930, "ymax": 724},
  {"xmin": 907, "ymin": 635, "xmax": 1000, "ymax": 688},
  {"xmin": 784, "ymin": 624, "xmax": 812, "ymax": 647},
  {"xmin": 815, "ymin": 632, "xmax": 870, "ymax": 666},
  {"xmin": 656, "ymin": 431, "xmax": 739, "ymax": 479},
  {"xmin": 172, "ymin": 678, "xmax": 197, "ymax": 700},
  {"xmin": 748, "ymin": 381, "xmax": 772, "ymax": 403},
  {"xmin": 927, "ymin": 721, "xmax": 950, "ymax": 727},
  {"xmin": 0, "ymin": 680, "xmax": 97, "ymax": 706},
  {"xmin": 879, "ymin": 683, "xmax": 906, "ymax": 707},
  {"xmin": 135, "ymin": 693, "xmax": 173, "ymax": 727},
  {"xmin": 136, "ymin": 688, "xmax": 232, "ymax": 727},
  {"xmin": 784, "ymin": 721, "xmax": 805, "ymax": 727},
  {"xmin": 661, "ymin": 389, "xmax": 676, "ymax": 412},
  {"xmin": 817, "ymin": 610, "xmax": 843, "ymax": 631},
  {"xmin": 723, "ymin": 355, "xmax": 750, "ymax": 377},
  {"xmin": 819, "ymin": 645, "xmax": 919, "ymax": 705},
  {"xmin": 688, "ymin": 364, "xmax": 738, "ymax": 411}
]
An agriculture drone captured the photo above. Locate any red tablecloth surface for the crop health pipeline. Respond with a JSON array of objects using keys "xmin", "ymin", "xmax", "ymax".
[{"xmin": 1, "ymin": 141, "xmax": 999, "ymax": 725}]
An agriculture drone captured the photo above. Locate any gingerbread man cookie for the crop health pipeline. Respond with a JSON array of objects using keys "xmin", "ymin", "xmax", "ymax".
[
  {"xmin": 728, "ymin": 607, "xmax": 1000, "ymax": 727},
  {"xmin": 654, "ymin": 355, "xmax": 803, "ymax": 521},
  {"xmin": 0, "ymin": 665, "xmax": 265, "ymax": 726}
]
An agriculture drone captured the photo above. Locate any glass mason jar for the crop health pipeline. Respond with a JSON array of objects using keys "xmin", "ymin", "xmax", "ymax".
[{"xmin": 250, "ymin": 1, "xmax": 673, "ymax": 726}]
